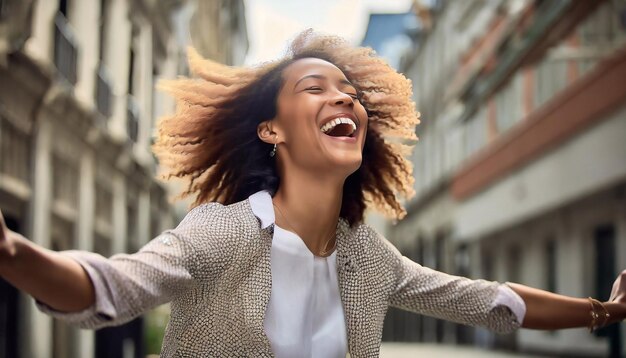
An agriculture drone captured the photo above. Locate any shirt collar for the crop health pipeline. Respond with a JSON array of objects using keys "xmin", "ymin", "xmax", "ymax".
[
  {"xmin": 248, "ymin": 190, "xmax": 275, "ymax": 229},
  {"xmin": 248, "ymin": 189, "xmax": 351, "ymax": 237}
]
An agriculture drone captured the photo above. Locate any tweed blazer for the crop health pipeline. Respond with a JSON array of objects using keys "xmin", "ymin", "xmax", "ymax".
[{"xmin": 37, "ymin": 195, "xmax": 521, "ymax": 357}]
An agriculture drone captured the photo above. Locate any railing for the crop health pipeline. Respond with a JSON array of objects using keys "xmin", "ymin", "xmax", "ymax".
[
  {"xmin": 53, "ymin": 12, "xmax": 78, "ymax": 85},
  {"xmin": 95, "ymin": 64, "xmax": 112, "ymax": 118},
  {"xmin": 126, "ymin": 94, "xmax": 140, "ymax": 143}
]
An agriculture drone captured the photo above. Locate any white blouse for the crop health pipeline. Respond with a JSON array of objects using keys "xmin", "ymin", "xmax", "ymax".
[{"xmin": 249, "ymin": 190, "xmax": 348, "ymax": 358}]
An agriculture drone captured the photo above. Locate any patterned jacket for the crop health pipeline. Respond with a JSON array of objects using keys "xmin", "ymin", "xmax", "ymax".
[{"xmin": 37, "ymin": 195, "xmax": 521, "ymax": 357}]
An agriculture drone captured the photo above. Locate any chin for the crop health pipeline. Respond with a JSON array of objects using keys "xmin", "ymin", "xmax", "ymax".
[{"xmin": 331, "ymin": 155, "xmax": 362, "ymax": 175}]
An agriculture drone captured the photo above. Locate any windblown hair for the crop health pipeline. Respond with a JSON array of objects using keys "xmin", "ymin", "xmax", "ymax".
[{"xmin": 153, "ymin": 30, "xmax": 420, "ymax": 227}]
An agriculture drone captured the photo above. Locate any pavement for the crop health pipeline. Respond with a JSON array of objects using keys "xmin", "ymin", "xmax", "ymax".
[{"xmin": 379, "ymin": 343, "xmax": 547, "ymax": 357}]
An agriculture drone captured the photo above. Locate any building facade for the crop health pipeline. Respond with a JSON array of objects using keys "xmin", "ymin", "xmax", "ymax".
[
  {"xmin": 381, "ymin": 0, "xmax": 626, "ymax": 357},
  {"xmin": 0, "ymin": 0, "xmax": 247, "ymax": 357},
  {"xmin": 189, "ymin": 0, "xmax": 248, "ymax": 67}
]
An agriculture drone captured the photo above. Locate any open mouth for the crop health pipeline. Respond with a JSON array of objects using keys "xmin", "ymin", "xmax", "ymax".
[{"xmin": 320, "ymin": 117, "xmax": 357, "ymax": 138}]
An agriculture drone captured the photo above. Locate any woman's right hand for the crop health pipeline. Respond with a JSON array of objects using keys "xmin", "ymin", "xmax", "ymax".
[
  {"xmin": 0, "ymin": 208, "xmax": 97, "ymax": 312},
  {"xmin": 0, "ymin": 209, "xmax": 20, "ymax": 273}
]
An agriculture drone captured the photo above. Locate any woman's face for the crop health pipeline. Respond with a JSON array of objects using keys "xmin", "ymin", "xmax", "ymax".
[{"xmin": 263, "ymin": 58, "xmax": 368, "ymax": 177}]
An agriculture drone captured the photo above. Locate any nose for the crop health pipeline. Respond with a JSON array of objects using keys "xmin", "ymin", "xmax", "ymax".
[{"xmin": 329, "ymin": 90, "xmax": 354, "ymax": 107}]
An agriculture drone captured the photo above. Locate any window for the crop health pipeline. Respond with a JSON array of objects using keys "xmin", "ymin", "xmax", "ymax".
[
  {"xmin": 495, "ymin": 72, "xmax": 523, "ymax": 133},
  {"xmin": 545, "ymin": 239, "xmax": 557, "ymax": 292},
  {"xmin": 94, "ymin": 0, "xmax": 112, "ymax": 119},
  {"xmin": 54, "ymin": 0, "xmax": 77, "ymax": 85},
  {"xmin": 126, "ymin": 95, "xmax": 139, "ymax": 143},
  {"xmin": 126, "ymin": 204, "xmax": 137, "ymax": 252},
  {"xmin": 507, "ymin": 244, "xmax": 521, "ymax": 283},
  {"xmin": 126, "ymin": 183, "xmax": 139, "ymax": 253},
  {"xmin": 0, "ymin": 116, "xmax": 31, "ymax": 183},
  {"xmin": 0, "ymin": 0, "xmax": 8, "ymax": 20},
  {"xmin": 576, "ymin": 1, "xmax": 626, "ymax": 76},
  {"xmin": 593, "ymin": 224, "xmax": 615, "ymax": 301},
  {"xmin": 96, "ymin": 66, "xmax": 112, "ymax": 118},
  {"xmin": 94, "ymin": 164, "xmax": 113, "ymax": 250},
  {"xmin": 58, "ymin": 0, "xmax": 68, "ymax": 17},
  {"xmin": 94, "ymin": 233, "xmax": 111, "ymax": 257},
  {"xmin": 464, "ymin": 106, "xmax": 487, "ymax": 158},
  {"xmin": 151, "ymin": 64, "xmax": 159, "ymax": 125},
  {"xmin": 455, "ymin": 243, "xmax": 470, "ymax": 277},
  {"xmin": 126, "ymin": 26, "xmax": 140, "ymax": 143},
  {"xmin": 534, "ymin": 57, "xmax": 567, "ymax": 109},
  {"xmin": 128, "ymin": 47, "xmax": 135, "ymax": 95},
  {"xmin": 593, "ymin": 224, "xmax": 618, "ymax": 349},
  {"xmin": 51, "ymin": 154, "xmax": 79, "ymax": 209},
  {"xmin": 95, "ymin": 182, "xmax": 112, "ymax": 225},
  {"xmin": 98, "ymin": 0, "xmax": 108, "ymax": 61}
]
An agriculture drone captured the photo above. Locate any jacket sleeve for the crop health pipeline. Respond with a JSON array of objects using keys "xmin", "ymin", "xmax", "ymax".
[
  {"xmin": 35, "ymin": 203, "xmax": 222, "ymax": 330},
  {"xmin": 374, "ymin": 228, "xmax": 523, "ymax": 334}
]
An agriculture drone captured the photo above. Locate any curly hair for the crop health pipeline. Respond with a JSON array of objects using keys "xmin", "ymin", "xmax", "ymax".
[{"xmin": 153, "ymin": 30, "xmax": 420, "ymax": 227}]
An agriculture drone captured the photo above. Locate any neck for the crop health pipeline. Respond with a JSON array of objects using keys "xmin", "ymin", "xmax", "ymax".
[{"xmin": 272, "ymin": 167, "xmax": 344, "ymax": 255}]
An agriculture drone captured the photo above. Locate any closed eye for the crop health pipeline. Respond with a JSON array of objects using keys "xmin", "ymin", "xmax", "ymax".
[
  {"xmin": 304, "ymin": 86, "xmax": 361, "ymax": 101},
  {"xmin": 306, "ymin": 87, "xmax": 360, "ymax": 100}
]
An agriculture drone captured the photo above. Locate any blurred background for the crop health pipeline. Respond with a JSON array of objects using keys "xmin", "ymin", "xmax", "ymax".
[{"xmin": 0, "ymin": 0, "xmax": 624, "ymax": 357}]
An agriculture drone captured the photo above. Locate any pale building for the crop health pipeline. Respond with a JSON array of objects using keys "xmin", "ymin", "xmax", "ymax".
[
  {"xmin": 0, "ymin": 0, "xmax": 247, "ymax": 357},
  {"xmin": 189, "ymin": 0, "xmax": 248, "ymax": 67},
  {"xmin": 381, "ymin": 0, "xmax": 626, "ymax": 357}
]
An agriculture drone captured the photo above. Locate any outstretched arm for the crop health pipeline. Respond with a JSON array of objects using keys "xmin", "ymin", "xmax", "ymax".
[
  {"xmin": 0, "ymin": 205, "xmax": 218, "ymax": 329},
  {"xmin": 508, "ymin": 271, "xmax": 626, "ymax": 331},
  {"xmin": 381, "ymin": 232, "xmax": 625, "ymax": 333},
  {"xmin": 0, "ymin": 218, "xmax": 95, "ymax": 312}
]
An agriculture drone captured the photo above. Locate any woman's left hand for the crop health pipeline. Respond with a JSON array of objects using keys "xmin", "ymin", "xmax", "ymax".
[
  {"xmin": 607, "ymin": 270, "xmax": 626, "ymax": 325},
  {"xmin": 609, "ymin": 269, "xmax": 626, "ymax": 303}
]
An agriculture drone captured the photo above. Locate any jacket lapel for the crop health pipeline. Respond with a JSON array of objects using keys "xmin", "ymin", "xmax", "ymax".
[
  {"xmin": 335, "ymin": 219, "xmax": 360, "ymax": 355},
  {"xmin": 256, "ymin": 223, "xmax": 275, "ymax": 353},
  {"xmin": 241, "ymin": 198, "xmax": 275, "ymax": 355}
]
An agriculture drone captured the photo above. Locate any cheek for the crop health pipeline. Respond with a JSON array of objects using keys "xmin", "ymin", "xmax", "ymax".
[
  {"xmin": 276, "ymin": 98, "xmax": 302, "ymax": 131},
  {"xmin": 276, "ymin": 98, "xmax": 317, "ymax": 140},
  {"xmin": 278, "ymin": 95, "xmax": 314, "ymax": 120},
  {"xmin": 356, "ymin": 104, "xmax": 368, "ymax": 126}
]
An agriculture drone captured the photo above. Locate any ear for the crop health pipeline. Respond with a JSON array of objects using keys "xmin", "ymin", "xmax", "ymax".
[{"xmin": 257, "ymin": 120, "xmax": 280, "ymax": 145}]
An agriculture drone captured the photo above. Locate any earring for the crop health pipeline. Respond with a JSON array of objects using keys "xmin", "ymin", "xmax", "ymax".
[{"xmin": 269, "ymin": 134, "xmax": 277, "ymax": 157}]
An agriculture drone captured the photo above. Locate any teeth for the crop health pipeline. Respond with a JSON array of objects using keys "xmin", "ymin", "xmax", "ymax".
[{"xmin": 320, "ymin": 117, "xmax": 357, "ymax": 135}]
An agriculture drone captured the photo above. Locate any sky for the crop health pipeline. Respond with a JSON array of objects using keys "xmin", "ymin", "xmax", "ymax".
[{"xmin": 243, "ymin": 0, "xmax": 414, "ymax": 65}]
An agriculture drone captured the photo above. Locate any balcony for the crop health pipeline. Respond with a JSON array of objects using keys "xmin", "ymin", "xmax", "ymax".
[
  {"xmin": 95, "ymin": 64, "xmax": 112, "ymax": 119},
  {"xmin": 53, "ymin": 12, "xmax": 78, "ymax": 85},
  {"xmin": 126, "ymin": 94, "xmax": 140, "ymax": 143}
]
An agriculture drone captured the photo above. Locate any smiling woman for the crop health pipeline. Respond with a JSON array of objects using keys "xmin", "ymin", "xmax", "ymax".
[
  {"xmin": 154, "ymin": 29, "xmax": 420, "ymax": 227},
  {"xmin": 1, "ymin": 29, "xmax": 624, "ymax": 358}
]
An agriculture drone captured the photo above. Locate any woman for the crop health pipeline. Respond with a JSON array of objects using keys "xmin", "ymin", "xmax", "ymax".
[{"xmin": 0, "ymin": 30, "xmax": 624, "ymax": 357}]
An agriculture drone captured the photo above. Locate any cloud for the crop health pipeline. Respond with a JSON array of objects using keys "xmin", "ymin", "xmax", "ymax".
[
  {"xmin": 244, "ymin": 0, "xmax": 366, "ymax": 64},
  {"xmin": 244, "ymin": 0, "xmax": 413, "ymax": 65}
]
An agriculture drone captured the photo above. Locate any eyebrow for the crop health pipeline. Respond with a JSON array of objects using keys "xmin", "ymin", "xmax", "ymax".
[{"xmin": 293, "ymin": 74, "xmax": 355, "ymax": 91}]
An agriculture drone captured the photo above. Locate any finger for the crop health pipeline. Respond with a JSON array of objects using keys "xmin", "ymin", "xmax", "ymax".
[
  {"xmin": 610, "ymin": 278, "xmax": 619, "ymax": 301},
  {"xmin": 610, "ymin": 271, "xmax": 626, "ymax": 302},
  {"xmin": 0, "ymin": 210, "xmax": 6, "ymax": 240}
]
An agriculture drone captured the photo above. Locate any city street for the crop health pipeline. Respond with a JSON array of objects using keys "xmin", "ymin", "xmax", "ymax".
[
  {"xmin": 0, "ymin": 0, "xmax": 624, "ymax": 356},
  {"xmin": 380, "ymin": 343, "xmax": 547, "ymax": 358}
]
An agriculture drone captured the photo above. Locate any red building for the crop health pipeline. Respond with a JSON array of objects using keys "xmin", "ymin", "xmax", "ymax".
[{"xmin": 382, "ymin": 1, "xmax": 626, "ymax": 356}]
